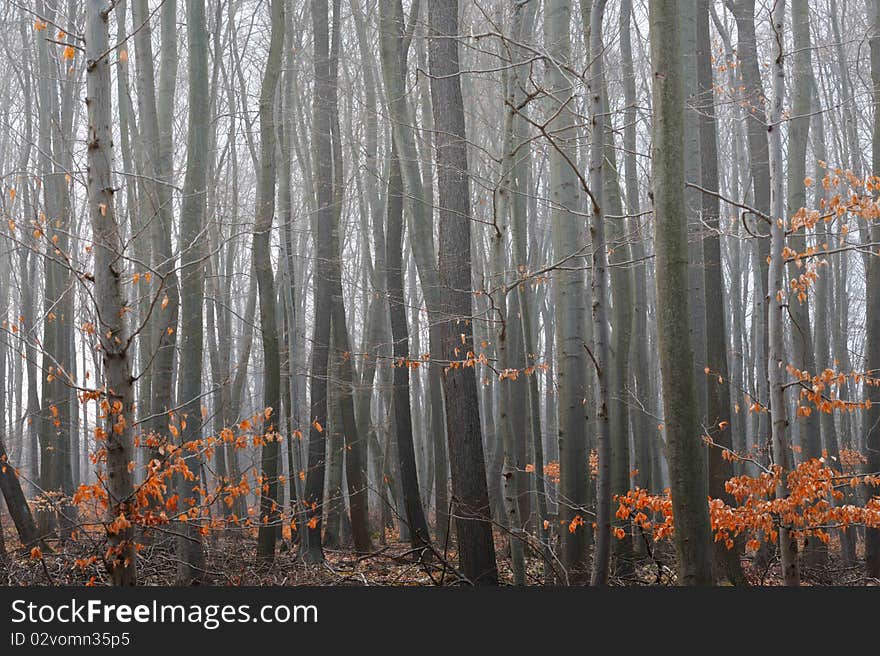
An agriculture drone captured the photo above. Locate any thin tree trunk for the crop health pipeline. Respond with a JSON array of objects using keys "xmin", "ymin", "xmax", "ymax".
[
  {"xmin": 131, "ymin": 0, "xmax": 179, "ymax": 459},
  {"xmin": 253, "ymin": 0, "xmax": 285, "ymax": 563},
  {"xmin": 85, "ymin": 0, "xmax": 137, "ymax": 584},
  {"xmin": 544, "ymin": 0, "xmax": 591, "ymax": 585},
  {"xmin": 864, "ymin": 0, "xmax": 880, "ymax": 580},
  {"xmin": 491, "ymin": 125, "xmax": 525, "ymax": 583},
  {"xmin": 726, "ymin": 0, "xmax": 771, "ymax": 460},
  {"xmin": 698, "ymin": 0, "xmax": 747, "ymax": 585},
  {"xmin": 175, "ymin": 0, "xmax": 209, "ymax": 583},
  {"xmin": 620, "ymin": 0, "xmax": 654, "ymax": 500},
  {"xmin": 767, "ymin": 0, "xmax": 799, "ymax": 587},
  {"xmin": 323, "ymin": 0, "xmax": 372, "ymax": 556},
  {"xmin": 787, "ymin": 0, "xmax": 824, "ymax": 571},
  {"xmin": 587, "ymin": 0, "xmax": 613, "ymax": 587}
]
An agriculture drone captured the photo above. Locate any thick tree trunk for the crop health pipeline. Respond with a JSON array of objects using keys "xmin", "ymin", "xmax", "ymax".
[
  {"xmin": 682, "ymin": 0, "xmax": 708, "ymax": 426},
  {"xmin": 0, "ymin": 435, "xmax": 40, "ymax": 548},
  {"xmin": 650, "ymin": 0, "xmax": 714, "ymax": 586},
  {"xmin": 429, "ymin": 0, "xmax": 498, "ymax": 585}
]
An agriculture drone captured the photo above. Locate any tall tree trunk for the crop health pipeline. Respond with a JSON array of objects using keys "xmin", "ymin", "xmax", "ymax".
[
  {"xmin": 650, "ymin": 0, "xmax": 714, "ymax": 586},
  {"xmin": 588, "ymin": 0, "xmax": 613, "ymax": 587},
  {"xmin": 279, "ymin": 3, "xmax": 303, "ymax": 541},
  {"xmin": 377, "ymin": 0, "xmax": 433, "ymax": 551},
  {"xmin": 767, "ymin": 0, "xmax": 799, "ymax": 587},
  {"xmin": 682, "ymin": 0, "xmax": 708, "ymax": 425},
  {"xmin": 544, "ymin": 0, "xmax": 591, "ymax": 585},
  {"xmin": 34, "ymin": 0, "xmax": 66, "ymax": 536},
  {"xmin": 428, "ymin": 0, "xmax": 498, "ymax": 585},
  {"xmin": 303, "ymin": 0, "xmax": 336, "ymax": 562},
  {"xmin": 323, "ymin": 0, "xmax": 372, "ymax": 555},
  {"xmin": 131, "ymin": 0, "xmax": 179, "ymax": 460},
  {"xmin": 175, "ymin": 0, "xmax": 209, "ymax": 582},
  {"xmin": 85, "ymin": 0, "xmax": 137, "ymax": 584},
  {"xmin": 491, "ymin": 124, "xmax": 525, "ymax": 583},
  {"xmin": 726, "ymin": 0, "xmax": 771, "ymax": 462},
  {"xmin": 253, "ymin": 0, "xmax": 285, "ymax": 563},
  {"xmin": 786, "ymin": 0, "xmax": 824, "ymax": 571},
  {"xmin": 697, "ymin": 0, "xmax": 747, "ymax": 586},
  {"xmin": 865, "ymin": 0, "xmax": 880, "ymax": 580},
  {"xmin": 620, "ymin": 0, "xmax": 655, "ymax": 499}
]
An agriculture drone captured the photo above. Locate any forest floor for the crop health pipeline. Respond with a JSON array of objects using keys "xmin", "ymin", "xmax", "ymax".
[{"xmin": 1, "ymin": 519, "xmax": 874, "ymax": 586}]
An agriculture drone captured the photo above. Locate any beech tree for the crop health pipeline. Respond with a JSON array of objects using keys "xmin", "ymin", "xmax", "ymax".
[
  {"xmin": 85, "ymin": 0, "xmax": 136, "ymax": 585},
  {"xmin": 650, "ymin": 0, "xmax": 715, "ymax": 586},
  {"xmin": 429, "ymin": 0, "xmax": 498, "ymax": 585}
]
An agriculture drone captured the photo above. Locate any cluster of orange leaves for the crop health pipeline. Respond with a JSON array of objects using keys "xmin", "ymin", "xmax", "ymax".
[
  {"xmin": 783, "ymin": 165, "xmax": 880, "ymax": 303},
  {"xmin": 615, "ymin": 454, "xmax": 880, "ymax": 552},
  {"xmin": 523, "ymin": 456, "xmax": 596, "ymax": 487},
  {"xmin": 786, "ymin": 365, "xmax": 877, "ymax": 417},
  {"xmin": 61, "ymin": 402, "xmax": 327, "ymax": 573},
  {"xmin": 525, "ymin": 459, "xmax": 562, "ymax": 485}
]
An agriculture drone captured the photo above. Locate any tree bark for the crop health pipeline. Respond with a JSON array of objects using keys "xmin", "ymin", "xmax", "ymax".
[
  {"xmin": 85, "ymin": 0, "xmax": 137, "ymax": 584},
  {"xmin": 377, "ymin": 0, "xmax": 433, "ymax": 551},
  {"xmin": 650, "ymin": 0, "xmax": 714, "ymax": 586},
  {"xmin": 544, "ymin": 0, "xmax": 591, "ymax": 585},
  {"xmin": 697, "ymin": 0, "xmax": 747, "ymax": 585},
  {"xmin": 429, "ymin": 0, "xmax": 498, "ymax": 585},
  {"xmin": 865, "ymin": 0, "xmax": 880, "ymax": 580},
  {"xmin": 175, "ymin": 0, "xmax": 210, "ymax": 583},
  {"xmin": 767, "ymin": 0, "xmax": 799, "ymax": 587},
  {"xmin": 588, "ymin": 0, "xmax": 613, "ymax": 587},
  {"xmin": 253, "ymin": 0, "xmax": 284, "ymax": 563}
]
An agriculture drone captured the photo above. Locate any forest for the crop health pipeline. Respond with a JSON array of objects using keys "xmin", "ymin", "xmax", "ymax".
[{"xmin": 0, "ymin": 0, "xmax": 878, "ymax": 588}]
